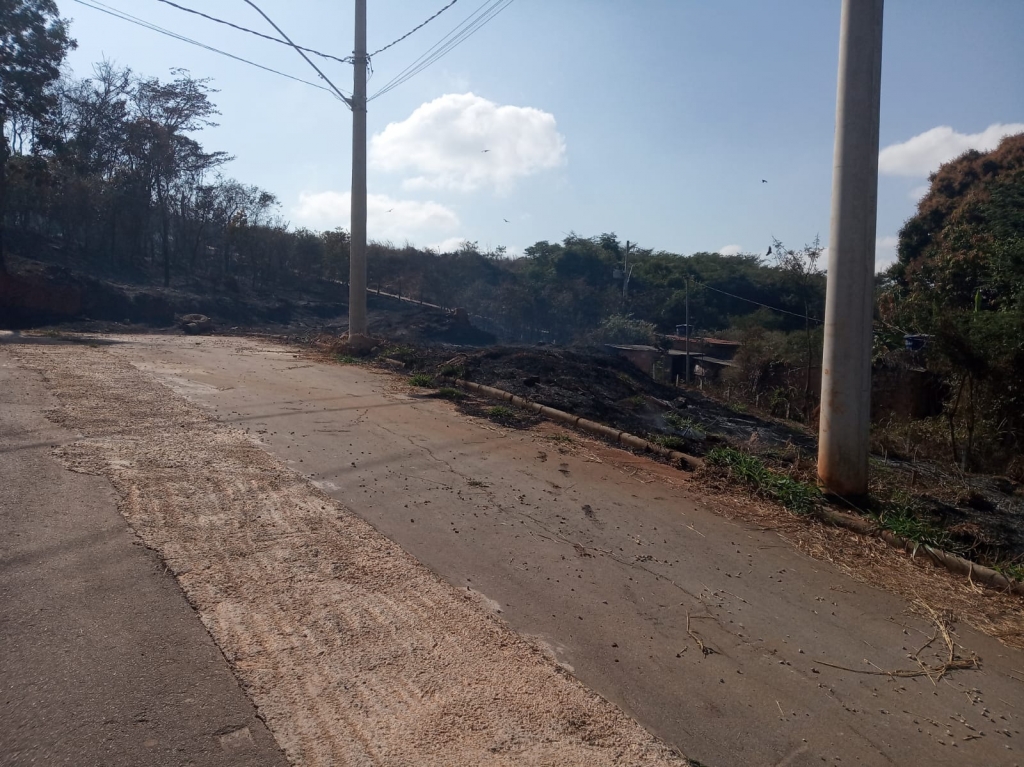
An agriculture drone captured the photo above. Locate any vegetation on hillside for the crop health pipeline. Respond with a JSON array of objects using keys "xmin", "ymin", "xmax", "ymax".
[{"xmin": 879, "ymin": 133, "xmax": 1024, "ymax": 475}]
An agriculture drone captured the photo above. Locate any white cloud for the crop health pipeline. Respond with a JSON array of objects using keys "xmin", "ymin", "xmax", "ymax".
[
  {"xmin": 875, "ymin": 235, "xmax": 899, "ymax": 271},
  {"xmin": 370, "ymin": 92, "xmax": 567, "ymax": 192},
  {"xmin": 292, "ymin": 191, "xmax": 459, "ymax": 241},
  {"xmin": 718, "ymin": 244, "xmax": 743, "ymax": 256},
  {"xmin": 879, "ymin": 123, "xmax": 1024, "ymax": 177}
]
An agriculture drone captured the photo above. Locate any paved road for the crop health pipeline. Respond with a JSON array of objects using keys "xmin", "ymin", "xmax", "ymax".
[
  {"xmin": 0, "ymin": 338, "xmax": 286, "ymax": 767},
  {"xmin": 110, "ymin": 335, "xmax": 1023, "ymax": 767}
]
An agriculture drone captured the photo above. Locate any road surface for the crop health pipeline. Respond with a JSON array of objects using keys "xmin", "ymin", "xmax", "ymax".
[{"xmin": 3, "ymin": 332, "xmax": 1023, "ymax": 767}]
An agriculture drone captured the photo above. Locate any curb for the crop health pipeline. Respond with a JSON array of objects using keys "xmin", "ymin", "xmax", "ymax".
[
  {"xmin": 449, "ymin": 378, "xmax": 703, "ymax": 472},
  {"xmin": 816, "ymin": 506, "xmax": 1024, "ymax": 596},
  {"xmin": 439, "ymin": 376, "xmax": 1022, "ymax": 597}
]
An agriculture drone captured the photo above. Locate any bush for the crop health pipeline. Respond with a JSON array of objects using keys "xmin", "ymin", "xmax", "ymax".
[
  {"xmin": 409, "ymin": 373, "xmax": 435, "ymax": 387},
  {"xmin": 594, "ymin": 314, "xmax": 659, "ymax": 345}
]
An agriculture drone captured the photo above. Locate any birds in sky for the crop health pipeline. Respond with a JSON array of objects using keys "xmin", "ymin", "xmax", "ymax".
[
  {"xmin": 762, "ymin": 179, "xmax": 768, "ymax": 183},
  {"xmin": 766, "ymin": 246, "xmax": 773, "ymax": 256},
  {"xmin": 481, "ymin": 149, "xmax": 491, "ymax": 153},
  {"xmin": 503, "ymin": 218, "xmax": 510, "ymax": 223}
]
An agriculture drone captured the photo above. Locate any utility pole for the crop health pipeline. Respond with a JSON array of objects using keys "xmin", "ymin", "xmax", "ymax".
[
  {"xmin": 622, "ymin": 240, "xmax": 631, "ymax": 303},
  {"xmin": 685, "ymin": 278, "xmax": 691, "ymax": 384},
  {"xmin": 347, "ymin": 0, "xmax": 369, "ymax": 345},
  {"xmin": 818, "ymin": 0, "xmax": 884, "ymax": 496}
]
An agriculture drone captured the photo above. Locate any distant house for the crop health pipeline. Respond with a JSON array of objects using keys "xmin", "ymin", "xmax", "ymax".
[{"xmin": 606, "ymin": 337, "xmax": 742, "ymax": 384}]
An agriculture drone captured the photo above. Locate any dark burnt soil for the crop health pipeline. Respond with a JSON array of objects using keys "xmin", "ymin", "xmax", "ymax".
[{"xmin": 408, "ymin": 345, "xmax": 816, "ymax": 459}]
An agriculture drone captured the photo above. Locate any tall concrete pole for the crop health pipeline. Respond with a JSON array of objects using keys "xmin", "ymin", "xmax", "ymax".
[
  {"xmin": 818, "ymin": 0, "xmax": 884, "ymax": 496},
  {"xmin": 348, "ymin": 0, "xmax": 369, "ymax": 341}
]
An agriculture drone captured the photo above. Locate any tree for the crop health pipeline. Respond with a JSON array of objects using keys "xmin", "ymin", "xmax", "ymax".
[{"xmin": 1, "ymin": 0, "xmax": 75, "ymax": 271}]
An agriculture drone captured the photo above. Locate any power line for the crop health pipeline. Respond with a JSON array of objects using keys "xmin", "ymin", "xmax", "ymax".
[
  {"xmin": 238, "ymin": 0, "xmax": 351, "ymax": 105},
  {"xmin": 369, "ymin": 0, "xmax": 515, "ymax": 102},
  {"xmin": 72, "ymin": 0, "xmax": 343, "ymax": 97},
  {"xmin": 370, "ymin": 0, "xmax": 512, "ymax": 100},
  {"xmin": 369, "ymin": 0, "xmax": 459, "ymax": 57},
  {"xmin": 696, "ymin": 281, "xmax": 825, "ymax": 324},
  {"xmin": 153, "ymin": 0, "xmax": 353, "ymax": 65}
]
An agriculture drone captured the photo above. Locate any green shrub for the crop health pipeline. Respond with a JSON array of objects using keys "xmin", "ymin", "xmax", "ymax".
[
  {"xmin": 436, "ymin": 387, "xmax": 466, "ymax": 400},
  {"xmin": 438, "ymin": 364, "xmax": 466, "ymax": 379},
  {"xmin": 410, "ymin": 373, "xmax": 435, "ymax": 387}
]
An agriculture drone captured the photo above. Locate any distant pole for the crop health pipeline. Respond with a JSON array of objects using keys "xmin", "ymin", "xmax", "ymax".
[
  {"xmin": 684, "ymin": 278, "xmax": 691, "ymax": 384},
  {"xmin": 818, "ymin": 0, "xmax": 884, "ymax": 496},
  {"xmin": 347, "ymin": 0, "xmax": 369, "ymax": 342},
  {"xmin": 622, "ymin": 240, "xmax": 631, "ymax": 303}
]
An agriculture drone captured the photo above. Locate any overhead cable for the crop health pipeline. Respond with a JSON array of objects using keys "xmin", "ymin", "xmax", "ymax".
[
  {"xmin": 72, "ymin": 0, "xmax": 343, "ymax": 97},
  {"xmin": 369, "ymin": 0, "xmax": 459, "ymax": 57},
  {"xmin": 237, "ymin": 0, "xmax": 351, "ymax": 105},
  {"xmin": 369, "ymin": 0, "xmax": 515, "ymax": 101},
  {"xmin": 153, "ymin": 0, "xmax": 353, "ymax": 64},
  {"xmin": 696, "ymin": 281, "xmax": 825, "ymax": 324}
]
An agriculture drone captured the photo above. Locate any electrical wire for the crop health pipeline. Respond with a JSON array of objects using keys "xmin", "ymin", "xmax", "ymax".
[
  {"xmin": 237, "ymin": 0, "xmax": 351, "ymax": 105},
  {"xmin": 153, "ymin": 0, "xmax": 353, "ymax": 65},
  {"xmin": 369, "ymin": 0, "xmax": 459, "ymax": 57},
  {"xmin": 369, "ymin": 0, "xmax": 515, "ymax": 101},
  {"xmin": 370, "ymin": 0, "xmax": 511, "ymax": 100},
  {"xmin": 696, "ymin": 280, "xmax": 825, "ymax": 324},
  {"xmin": 72, "ymin": 0, "xmax": 343, "ymax": 97}
]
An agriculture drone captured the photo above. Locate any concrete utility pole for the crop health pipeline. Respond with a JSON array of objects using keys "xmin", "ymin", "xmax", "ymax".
[
  {"xmin": 685, "ymin": 278, "xmax": 691, "ymax": 384},
  {"xmin": 348, "ymin": 0, "xmax": 369, "ymax": 343},
  {"xmin": 818, "ymin": 0, "xmax": 884, "ymax": 496}
]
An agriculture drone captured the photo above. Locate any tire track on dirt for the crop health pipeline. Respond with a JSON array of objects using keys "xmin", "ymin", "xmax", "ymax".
[{"xmin": 12, "ymin": 343, "xmax": 689, "ymax": 767}]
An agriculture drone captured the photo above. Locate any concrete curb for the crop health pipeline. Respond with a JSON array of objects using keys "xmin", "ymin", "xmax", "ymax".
[
  {"xmin": 449, "ymin": 378, "xmax": 702, "ymax": 472},
  {"xmin": 443, "ymin": 377, "xmax": 1022, "ymax": 596},
  {"xmin": 815, "ymin": 506, "xmax": 1024, "ymax": 596}
]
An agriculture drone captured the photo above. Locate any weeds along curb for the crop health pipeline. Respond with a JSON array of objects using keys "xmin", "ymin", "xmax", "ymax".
[
  {"xmin": 815, "ymin": 506, "xmax": 1024, "ymax": 596},
  {"xmin": 449, "ymin": 378, "xmax": 703, "ymax": 472}
]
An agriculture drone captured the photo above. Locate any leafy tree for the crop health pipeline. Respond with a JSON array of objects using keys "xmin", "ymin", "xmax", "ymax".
[
  {"xmin": 1, "ymin": 0, "xmax": 75, "ymax": 270},
  {"xmin": 880, "ymin": 132, "xmax": 1024, "ymax": 472}
]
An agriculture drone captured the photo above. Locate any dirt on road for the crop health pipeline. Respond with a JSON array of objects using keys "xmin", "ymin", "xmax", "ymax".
[{"xmin": 6, "ymin": 337, "xmax": 685, "ymax": 767}]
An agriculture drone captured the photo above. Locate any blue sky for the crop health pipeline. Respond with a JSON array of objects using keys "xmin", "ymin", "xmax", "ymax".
[{"xmin": 62, "ymin": 0, "xmax": 1024, "ymax": 269}]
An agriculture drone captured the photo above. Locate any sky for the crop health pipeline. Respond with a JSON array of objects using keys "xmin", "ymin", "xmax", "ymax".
[{"xmin": 61, "ymin": 0, "xmax": 1024, "ymax": 271}]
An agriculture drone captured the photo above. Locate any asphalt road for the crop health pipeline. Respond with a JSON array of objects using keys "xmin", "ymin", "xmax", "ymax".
[
  {"xmin": 0, "ymin": 338, "xmax": 287, "ymax": 767},
  {"xmin": 111, "ymin": 335, "xmax": 1023, "ymax": 767}
]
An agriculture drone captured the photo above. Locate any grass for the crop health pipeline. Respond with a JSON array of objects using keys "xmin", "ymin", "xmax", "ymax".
[
  {"xmin": 548, "ymin": 434, "xmax": 575, "ymax": 444},
  {"xmin": 435, "ymin": 387, "xmax": 466, "ymax": 401},
  {"xmin": 486, "ymin": 405, "xmax": 517, "ymax": 426},
  {"xmin": 706, "ymin": 446, "xmax": 820, "ymax": 515},
  {"xmin": 624, "ymin": 394, "xmax": 646, "ymax": 409},
  {"xmin": 409, "ymin": 373, "xmax": 435, "ymax": 387},
  {"xmin": 650, "ymin": 434, "xmax": 689, "ymax": 452},
  {"xmin": 335, "ymin": 353, "xmax": 356, "ymax": 364},
  {"xmin": 875, "ymin": 492, "xmax": 957, "ymax": 552},
  {"xmin": 380, "ymin": 344, "xmax": 417, "ymax": 363},
  {"xmin": 994, "ymin": 561, "xmax": 1024, "ymax": 583},
  {"xmin": 438, "ymin": 363, "xmax": 466, "ymax": 379},
  {"xmin": 664, "ymin": 411, "xmax": 698, "ymax": 431}
]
